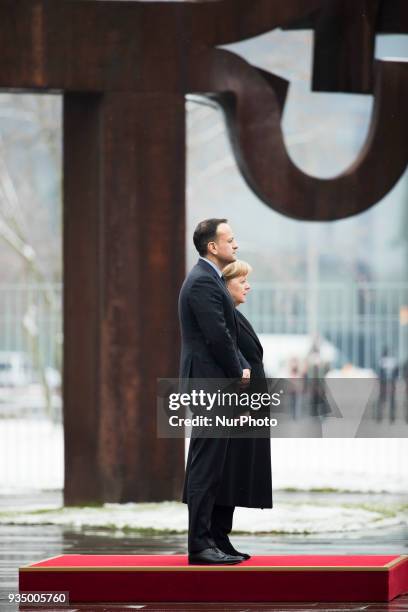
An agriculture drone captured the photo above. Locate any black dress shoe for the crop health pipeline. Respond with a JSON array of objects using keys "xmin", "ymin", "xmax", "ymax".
[
  {"xmin": 214, "ymin": 539, "xmax": 251, "ymax": 560},
  {"xmin": 220, "ymin": 547, "xmax": 251, "ymax": 560},
  {"xmin": 231, "ymin": 550, "xmax": 251, "ymax": 560},
  {"xmin": 188, "ymin": 546, "xmax": 244, "ymax": 565}
]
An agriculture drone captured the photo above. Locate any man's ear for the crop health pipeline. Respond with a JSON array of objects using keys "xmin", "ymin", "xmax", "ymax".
[{"xmin": 207, "ymin": 241, "xmax": 217, "ymax": 255}]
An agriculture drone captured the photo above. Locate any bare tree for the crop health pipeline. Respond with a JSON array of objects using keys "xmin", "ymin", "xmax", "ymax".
[{"xmin": 0, "ymin": 93, "xmax": 62, "ymax": 417}]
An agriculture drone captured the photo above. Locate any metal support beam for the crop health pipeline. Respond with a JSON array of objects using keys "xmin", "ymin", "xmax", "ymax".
[{"xmin": 63, "ymin": 92, "xmax": 186, "ymax": 504}]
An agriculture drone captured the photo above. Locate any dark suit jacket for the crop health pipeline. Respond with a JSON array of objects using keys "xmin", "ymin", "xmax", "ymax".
[{"xmin": 178, "ymin": 258, "xmax": 249, "ymax": 379}]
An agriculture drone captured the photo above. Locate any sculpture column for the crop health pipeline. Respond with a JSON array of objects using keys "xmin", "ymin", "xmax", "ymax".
[{"xmin": 63, "ymin": 92, "xmax": 186, "ymax": 504}]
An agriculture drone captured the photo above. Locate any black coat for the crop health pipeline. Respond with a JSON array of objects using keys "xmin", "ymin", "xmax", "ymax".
[
  {"xmin": 179, "ymin": 259, "xmax": 250, "ymax": 508},
  {"xmin": 214, "ymin": 309, "xmax": 273, "ymax": 508},
  {"xmin": 178, "ymin": 258, "xmax": 249, "ymax": 379}
]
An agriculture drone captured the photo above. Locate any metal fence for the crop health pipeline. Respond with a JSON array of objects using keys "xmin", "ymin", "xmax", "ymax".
[
  {"xmin": 2, "ymin": 281, "xmax": 408, "ymax": 372},
  {"xmin": 242, "ymin": 282, "xmax": 408, "ymax": 372},
  {"xmin": 0, "ymin": 283, "xmax": 63, "ymax": 490},
  {"xmin": 1, "ymin": 281, "xmax": 408, "ymax": 492},
  {"xmin": 0, "ymin": 282, "xmax": 62, "ymax": 370}
]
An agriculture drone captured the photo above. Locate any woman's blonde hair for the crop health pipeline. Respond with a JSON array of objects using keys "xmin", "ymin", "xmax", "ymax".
[{"xmin": 222, "ymin": 259, "xmax": 252, "ymax": 281}]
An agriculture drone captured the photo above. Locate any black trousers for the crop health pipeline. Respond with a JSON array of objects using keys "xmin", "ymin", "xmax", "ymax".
[
  {"xmin": 186, "ymin": 435, "xmax": 235, "ymax": 552},
  {"xmin": 210, "ymin": 504, "xmax": 235, "ymax": 550}
]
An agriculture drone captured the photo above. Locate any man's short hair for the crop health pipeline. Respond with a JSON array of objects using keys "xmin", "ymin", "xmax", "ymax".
[{"xmin": 193, "ymin": 218, "xmax": 228, "ymax": 256}]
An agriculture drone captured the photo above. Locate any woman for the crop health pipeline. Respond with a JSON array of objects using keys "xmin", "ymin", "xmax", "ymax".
[{"xmin": 210, "ymin": 260, "xmax": 273, "ymax": 559}]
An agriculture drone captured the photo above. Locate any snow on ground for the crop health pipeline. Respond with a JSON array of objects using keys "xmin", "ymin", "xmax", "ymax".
[
  {"xmin": 0, "ymin": 498, "xmax": 406, "ymax": 535},
  {"xmin": 1, "ymin": 419, "xmax": 408, "ymax": 494},
  {"xmin": 0, "ymin": 419, "xmax": 64, "ymax": 490},
  {"xmin": 1, "ymin": 418, "xmax": 407, "ymax": 535},
  {"xmin": 0, "ymin": 502, "xmax": 408, "ymax": 534},
  {"xmin": 271, "ymin": 469, "xmax": 408, "ymax": 494}
]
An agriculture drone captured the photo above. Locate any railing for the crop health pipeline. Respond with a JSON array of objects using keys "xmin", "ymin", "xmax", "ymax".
[
  {"xmin": 242, "ymin": 282, "xmax": 408, "ymax": 372},
  {"xmin": 1, "ymin": 281, "xmax": 408, "ymax": 492},
  {"xmin": 2, "ymin": 281, "xmax": 408, "ymax": 375},
  {"xmin": 0, "ymin": 282, "xmax": 62, "ymax": 371}
]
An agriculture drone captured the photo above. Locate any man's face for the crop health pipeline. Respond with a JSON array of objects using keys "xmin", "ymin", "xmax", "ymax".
[{"xmin": 208, "ymin": 223, "xmax": 238, "ymax": 265}]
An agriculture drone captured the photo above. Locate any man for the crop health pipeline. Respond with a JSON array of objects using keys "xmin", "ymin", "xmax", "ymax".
[{"xmin": 178, "ymin": 218, "xmax": 250, "ymax": 565}]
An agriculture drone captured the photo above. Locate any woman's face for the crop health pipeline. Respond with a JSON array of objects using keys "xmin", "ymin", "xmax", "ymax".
[{"xmin": 226, "ymin": 274, "xmax": 251, "ymax": 306}]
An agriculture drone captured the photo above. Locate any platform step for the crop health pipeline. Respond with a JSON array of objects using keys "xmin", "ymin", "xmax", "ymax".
[{"xmin": 19, "ymin": 554, "xmax": 408, "ymax": 604}]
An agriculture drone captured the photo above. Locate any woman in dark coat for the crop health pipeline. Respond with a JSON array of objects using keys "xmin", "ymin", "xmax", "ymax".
[{"xmin": 209, "ymin": 260, "xmax": 273, "ymax": 558}]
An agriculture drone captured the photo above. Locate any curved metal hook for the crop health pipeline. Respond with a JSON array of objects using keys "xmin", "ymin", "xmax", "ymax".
[{"xmin": 188, "ymin": 49, "xmax": 408, "ymax": 221}]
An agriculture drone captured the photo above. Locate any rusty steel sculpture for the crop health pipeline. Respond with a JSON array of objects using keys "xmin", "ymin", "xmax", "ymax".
[{"xmin": 0, "ymin": 0, "xmax": 406, "ymax": 503}]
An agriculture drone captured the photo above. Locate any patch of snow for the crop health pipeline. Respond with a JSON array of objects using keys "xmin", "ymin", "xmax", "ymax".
[
  {"xmin": 0, "ymin": 500, "xmax": 406, "ymax": 535},
  {"xmin": 1, "ymin": 420, "xmax": 407, "ymax": 495}
]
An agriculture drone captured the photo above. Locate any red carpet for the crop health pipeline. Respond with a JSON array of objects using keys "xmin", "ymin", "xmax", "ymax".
[{"xmin": 19, "ymin": 554, "xmax": 408, "ymax": 603}]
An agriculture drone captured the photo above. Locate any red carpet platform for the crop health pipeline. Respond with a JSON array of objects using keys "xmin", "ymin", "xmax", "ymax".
[{"xmin": 19, "ymin": 554, "xmax": 408, "ymax": 604}]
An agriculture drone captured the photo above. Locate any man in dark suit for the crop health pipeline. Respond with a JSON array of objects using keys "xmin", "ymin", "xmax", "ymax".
[{"xmin": 178, "ymin": 218, "xmax": 250, "ymax": 565}]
